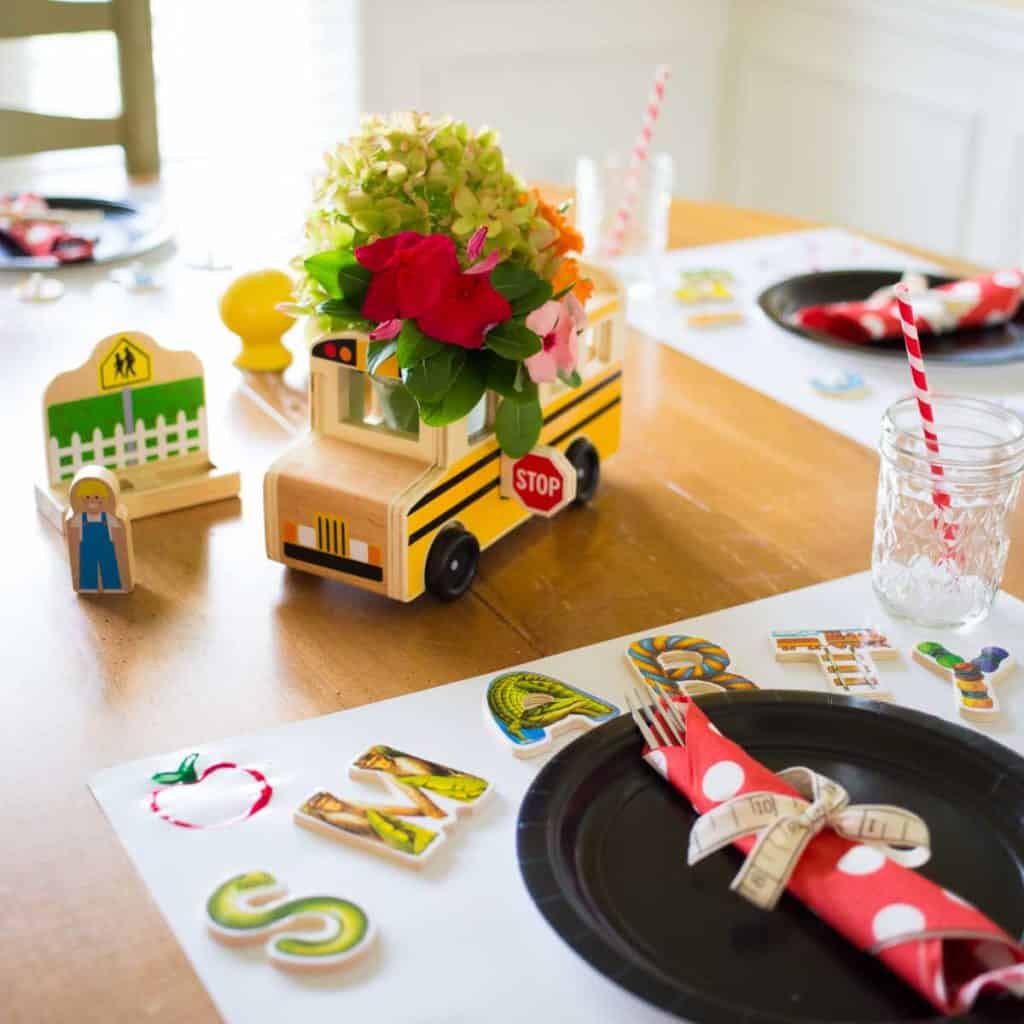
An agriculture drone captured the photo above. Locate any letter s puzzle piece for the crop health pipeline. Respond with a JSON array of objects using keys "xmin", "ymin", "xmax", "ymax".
[
  {"xmin": 206, "ymin": 870, "xmax": 374, "ymax": 973},
  {"xmin": 295, "ymin": 745, "xmax": 491, "ymax": 867},
  {"xmin": 913, "ymin": 641, "xmax": 1013, "ymax": 720}
]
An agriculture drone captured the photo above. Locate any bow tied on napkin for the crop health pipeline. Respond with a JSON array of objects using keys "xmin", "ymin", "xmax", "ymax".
[
  {"xmin": 641, "ymin": 697, "xmax": 1024, "ymax": 1015},
  {"xmin": 688, "ymin": 765, "xmax": 930, "ymax": 912}
]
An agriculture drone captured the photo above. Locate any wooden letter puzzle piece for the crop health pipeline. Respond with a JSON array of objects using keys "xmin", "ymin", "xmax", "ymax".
[
  {"xmin": 485, "ymin": 672, "xmax": 619, "ymax": 758},
  {"xmin": 913, "ymin": 641, "xmax": 1014, "ymax": 719},
  {"xmin": 772, "ymin": 628, "xmax": 897, "ymax": 700},
  {"xmin": 295, "ymin": 745, "xmax": 490, "ymax": 867},
  {"xmin": 206, "ymin": 870, "xmax": 374, "ymax": 972},
  {"xmin": 626, "ymin": 635, "xmax": 758, "ymax": 697},
  {"xmin": 64, "ymin": 465, "xmax": 135, "ymax": 594},
  {"xmin": 36, "ymin": 330, "xmax": 240, "ymax": 527}
]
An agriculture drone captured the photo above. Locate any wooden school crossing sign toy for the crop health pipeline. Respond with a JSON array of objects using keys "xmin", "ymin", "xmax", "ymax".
[
  {"xmin": 263, "ymin": 263, "xmax": 624, "ymax": 601},
  {"xmin": 35, "ymin": 331, "xmax": 240, "ymax": 527}
]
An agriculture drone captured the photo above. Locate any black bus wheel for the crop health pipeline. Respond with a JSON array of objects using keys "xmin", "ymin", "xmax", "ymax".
[
  {"xmin": 566, "ymin": 438, "xmax": 600, "ymax": 505},
  {"xmin": 425, "ymin": 526, "xmax": 480, "ymax": 601}
]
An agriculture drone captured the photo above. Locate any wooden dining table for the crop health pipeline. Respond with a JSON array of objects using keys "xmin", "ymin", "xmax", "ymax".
[{"xmin": 3, "ymin": 191, "xmax": 1020, "ymax": 1023}]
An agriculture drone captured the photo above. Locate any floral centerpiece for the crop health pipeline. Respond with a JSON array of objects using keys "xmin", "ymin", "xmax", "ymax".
[{"xmin": 290, "ymin": 112, "xmax": 594, "ymax": 457}]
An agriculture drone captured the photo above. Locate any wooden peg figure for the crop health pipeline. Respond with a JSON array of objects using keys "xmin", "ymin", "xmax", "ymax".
[
  {"xmin": 219, "ymin": 269, "xmax": 295, "ymax": 372},
  {"xmin": 64, "ymin": 466, "xmax": 135, "ymax": 594}
]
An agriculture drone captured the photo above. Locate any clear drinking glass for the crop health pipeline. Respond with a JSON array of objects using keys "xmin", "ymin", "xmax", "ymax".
[
  {"xmin": 575, "ymin": 152, "xmax": 673, "ymax": 263},
  {"xmin": 872, "ymin": 395, "xmax": 1024, "ymax": 628}
]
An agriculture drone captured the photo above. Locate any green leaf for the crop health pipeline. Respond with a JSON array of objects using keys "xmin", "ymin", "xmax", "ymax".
[
  {"xmin": 557, "ymin": 368, "xmax": 582, "ymax": 388},
  {"xmin": 510, "ymin": 279, "xmax": 553, "ymax": 317},
  {"xmin": 485, "ymin": 321, "xmax": 542, "ymax": 361},
  {"xmin": 490, "ymin": 262, "xmax": 543, "ymax": 302},
  {"xmin": 304, "ymin": 251, "xmax": 347, "ymax": 298},
  {"xmin": 338, "ymin": 257, "xmax": 371, "ymax": 306},
  {"xmin": 367, "ymin": 340, "xmax": 398, "ymax": 375},
  {"xmin": 304, "ymin": 250, "xmax": 371, "ymax": 305},
  {"xmin": 316, "ymin": 298, "xmax": 372, "ymax": 330},
  {"xmin": 484, "ymin": 352, "xmax": 518, "ymax": 398},
  {"xmin": 397, "ymin": 320, "xmax": 447, "ymax": 368},
  {"xmin": 404, "ymin": 347, "xmax": 465, "ymax": 403},
  {"xmin": 151, "ymin": 752, "xmax": 199, "ymax": 786},
  {"xmin": 495, "ymin": 396, "xmax": 542, "ymax": 457},
  {"xmin": 418, "ymin": 354, "xmax": 487, "ymax": 427}
]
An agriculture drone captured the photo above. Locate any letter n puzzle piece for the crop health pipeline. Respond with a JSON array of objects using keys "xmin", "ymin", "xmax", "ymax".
[
  {"xmin": 913, "ymin": 642, "xmax": 1013, "ymax": 720},
  {"xmin": 206, "ymin": 870, "xmax": 373, "ymax": 972},
  {"xmin": 294, "ymin": 745, "xmax": 490, "ymax": 867},
  {"xmin": 772, "ymin": 628, "xmax": 897, "ymax": 700},
  {"xmin": 485, "ymin": 672, "xmax": 619, "ymax": 758},
  {"xmin": 626, "ymin": 635, "xmax": 758, "ymax": 697}
]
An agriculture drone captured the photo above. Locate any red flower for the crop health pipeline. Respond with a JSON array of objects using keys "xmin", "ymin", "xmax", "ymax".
[
  {"xmin": 416, "ymin": 272, "xmax": 512, "ymax": 349},
  {"xmin": 356, "ymin": 232, "xmax": 459, "ymax": 321}
]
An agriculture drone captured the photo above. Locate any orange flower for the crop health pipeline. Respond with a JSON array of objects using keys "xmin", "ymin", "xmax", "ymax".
[
  {"xmin": 551, "ymin": 257, "xmax": 594, "ymax": 305},
  {"xmin": 533, "ymin": 191, "xmax": 584, "ymax": 258}
]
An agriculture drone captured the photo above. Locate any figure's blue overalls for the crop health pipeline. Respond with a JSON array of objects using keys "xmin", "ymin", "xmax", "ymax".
[{"xmin": 78, "ymin": 513, "xmax": 122, "ymax": 590}]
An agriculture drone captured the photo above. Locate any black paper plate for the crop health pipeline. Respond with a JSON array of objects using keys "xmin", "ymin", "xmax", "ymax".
[
  {"xmin": 758, "ymin": 269, "xmax": 1024, "ymax": 366},
  {"xmin": 0, "ymin": 195, "xmax": 170, "ymax": 269},
  {"xmin": 518, "ymin": 693, "xmax": 1024, "ymax": 1023}
]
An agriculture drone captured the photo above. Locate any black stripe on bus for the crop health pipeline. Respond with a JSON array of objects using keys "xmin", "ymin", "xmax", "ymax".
[
  {"xmin": 284, "ymin": 543, "xmax": 383, "ymax": 582},
  {"xmin": 550, "ymin": 396, "xmax": 622, "ymax": 447},
  {"xmin": 407, "ymin": 370, "xmax": 623, "ymax": 516},
  {"xmin": 408, "ymin": 480, "xmax": 500, "ymax": 546}
]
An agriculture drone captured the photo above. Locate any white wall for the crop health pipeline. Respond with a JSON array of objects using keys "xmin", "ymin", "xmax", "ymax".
[
  {"xmin": 360, "ymin": 0, "xmax": 731, "ymax": 197},
  {"xmin": 362, "ymin": 0, "xmax": 1024, "ymax": 266},
  {"xmin": 719, "ymin": 0, "xmax": 1024, "ymax": 265}
]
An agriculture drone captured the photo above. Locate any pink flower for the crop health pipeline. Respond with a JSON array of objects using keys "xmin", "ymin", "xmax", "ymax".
[
  {"xmin": 356, "ymin": 232, "xmax": 459, "ymax": 321},
  {"xmin": 524, "ymin": 294, "xmax": 587, "ymax": 382}
]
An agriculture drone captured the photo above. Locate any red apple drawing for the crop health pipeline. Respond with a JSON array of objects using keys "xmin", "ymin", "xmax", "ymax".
[{"xmin": 149, "ymin": 753, "xmax": 273, "ymax": 829}]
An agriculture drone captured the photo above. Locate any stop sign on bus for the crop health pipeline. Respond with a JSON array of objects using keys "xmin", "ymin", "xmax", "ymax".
[{"xmin": 500, "ymin": 446, "xmax": 577, "ymax": 517}]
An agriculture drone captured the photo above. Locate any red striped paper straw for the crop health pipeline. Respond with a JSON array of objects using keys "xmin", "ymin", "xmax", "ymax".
[
  {"xmin": 603, "ymin": 65, "xmax": 671, "ymax": 259},
  {"xmin": 894, "ymin": 287, "xmax": 955, "ymax": 539}
]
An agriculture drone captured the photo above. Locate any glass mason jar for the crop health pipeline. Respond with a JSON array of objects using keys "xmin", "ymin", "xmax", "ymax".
[{"xmin": 872, "ymin": 395, "xmax": 1024, "ymax": 628}]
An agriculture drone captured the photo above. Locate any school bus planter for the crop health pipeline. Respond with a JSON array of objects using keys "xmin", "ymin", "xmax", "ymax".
[
  {"xmin": 264, "ymin": 265, "xmax": 623, "ymax": 601},
  {"xmin": 266, "ymin": 113, "xmax": 626, "ymax": 600}
]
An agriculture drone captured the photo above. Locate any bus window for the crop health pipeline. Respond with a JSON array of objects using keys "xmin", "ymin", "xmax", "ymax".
[
  {"xmin": 340, "ymin": 370, "xmax": 420, "ymax": 439},
  {"xmin": 467, "ymin": 393, "xmax": 496, "ymax": 445}
]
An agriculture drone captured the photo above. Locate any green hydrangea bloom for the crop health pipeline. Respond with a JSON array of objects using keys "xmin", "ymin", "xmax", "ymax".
[{"xmin": 292, "ymin": 112, "xmax": 557, "ymax": 315}]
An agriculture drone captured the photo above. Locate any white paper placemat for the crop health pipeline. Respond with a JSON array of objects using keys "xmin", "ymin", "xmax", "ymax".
[
  {"xmin": 90, "ymin": 571, "xmax": 1024, "ymax": 1023},
  {"xmin": 620, "ymin": 228, "xmax": 1024, "ymax": 450}
]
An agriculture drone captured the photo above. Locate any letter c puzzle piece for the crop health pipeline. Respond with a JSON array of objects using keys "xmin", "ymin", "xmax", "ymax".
[
  {"xmin": 206, "ymin": 870, "xmax": 373, "ymax": 973},
  {"xmin": 626, "ymin": 635, "xmax": 758, "ymax": 697},
  {"xmin": 913, "ymin": 642, "xmax": 1013, "ymax": 719}
]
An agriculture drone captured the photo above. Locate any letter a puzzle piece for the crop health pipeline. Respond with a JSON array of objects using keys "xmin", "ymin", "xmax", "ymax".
[
  {"xmin": 485, "ymin": 671, "xmax": 619, "ymax": 758},
  {"xmin": 772, "ymin": 628, "xmax": 898, "ymax": 700},
  {"xmin": 294, "ymin": 745, "xmax": 490, "ymax": 867},
  {"xmin": 913, "ymin": 641, "xmax": 1014, "ymax": 720}
]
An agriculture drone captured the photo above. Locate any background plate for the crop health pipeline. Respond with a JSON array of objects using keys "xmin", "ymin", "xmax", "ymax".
[
  {"xmin": 517, "ymin": 693, "xmax": 1024, "ymax": 1023},
  {"xmin": 0, "ymin": 195, "xmax": 170, "ymax": 269},
  {"xmin": 758, "ymin": 270, "xmax": 1024, "ymax": 366}
]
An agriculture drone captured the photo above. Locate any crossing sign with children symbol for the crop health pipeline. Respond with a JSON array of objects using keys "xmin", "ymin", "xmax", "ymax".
[{"xmin": 99, "ymin": 335, "xmax": 152, "ymax": 390}]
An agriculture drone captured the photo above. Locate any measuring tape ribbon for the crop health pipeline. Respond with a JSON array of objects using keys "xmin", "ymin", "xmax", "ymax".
[{"xmin": 688, "ymin": 766, "xmax": 931, "ymax": 912}]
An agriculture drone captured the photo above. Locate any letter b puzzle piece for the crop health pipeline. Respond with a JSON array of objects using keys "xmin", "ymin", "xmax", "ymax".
[
  {"xmin": 772, "ymin": 628, "xmax": 897, "ymax": 700},
  {"xmin": 626, "ymin": 634, "xmax": 758, "ymax": 697},
  {"xmin": 913, "ymin": 642, "xmax": 1014, "ymax": 719},
  {"xmin": 294, "ymin": 745, "xmax": 490, "ymax": 867}
]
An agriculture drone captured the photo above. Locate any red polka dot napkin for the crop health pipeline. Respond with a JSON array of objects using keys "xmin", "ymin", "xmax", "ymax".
[
  {"xmin": 645, "ymin": 699, "xmax": 1024, "ymax": 1015},
  {"xmin": 792, "ymin": 269, "xmax": 1024, "ymax": 344}
]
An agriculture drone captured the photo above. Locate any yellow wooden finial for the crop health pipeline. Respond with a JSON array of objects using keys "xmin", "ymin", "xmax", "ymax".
[{"xmin": 219, "ymin": 270, "xmax": 295, "ymax": 372}]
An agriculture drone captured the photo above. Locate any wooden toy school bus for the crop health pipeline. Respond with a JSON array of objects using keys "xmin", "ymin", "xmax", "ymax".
[{"xmin": 264, "ymin": 265, "xmax": 624, "ymax": 601}]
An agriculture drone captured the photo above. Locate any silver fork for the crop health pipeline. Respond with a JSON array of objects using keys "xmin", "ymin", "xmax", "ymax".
[{"xmin": 625, "ymin": 683, "xmax": 686, "ymax": 748}]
